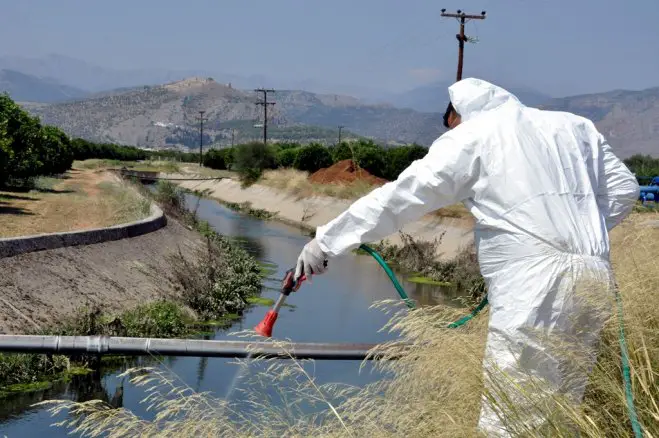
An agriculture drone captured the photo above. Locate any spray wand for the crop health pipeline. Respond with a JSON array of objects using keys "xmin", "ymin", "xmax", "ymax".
[{"xmin": 254, "ymin": 261, "xmax": 327, "ymax": 338}]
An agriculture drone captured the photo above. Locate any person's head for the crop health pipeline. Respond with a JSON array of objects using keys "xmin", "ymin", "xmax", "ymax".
[{"xmin": 442, "ymin": 102, "xmax": 461, "ymax": 130}]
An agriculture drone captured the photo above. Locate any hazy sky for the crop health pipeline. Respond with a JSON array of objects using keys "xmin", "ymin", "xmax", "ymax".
[{"xmin": 1, "ymin": 0, "xmax": 658, "ymax": 97}]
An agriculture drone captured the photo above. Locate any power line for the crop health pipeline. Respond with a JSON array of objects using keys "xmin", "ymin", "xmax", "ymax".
[
  {"xmin": 255, "ymin": 88, "xmax": 275, "ymax": 145},
  {"xmin": 195, "ymin": 110, "xmax": 208, "ymax": 166},
  {"xmin": 440, "ymin": 9, "xmax": 487, "ymax": 81}
]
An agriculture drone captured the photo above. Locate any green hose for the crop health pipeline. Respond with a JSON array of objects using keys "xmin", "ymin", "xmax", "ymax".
[
  {"xmin": 358, "ymin": 243, "xmax": 642, "ymax": 436},
  {"xmin": 358, "ymin": 244, "xmax": 415, "ymax": 309},
  {"xmin": 615, "ymin": 288, "xmax": 643, "ymax": 438}
]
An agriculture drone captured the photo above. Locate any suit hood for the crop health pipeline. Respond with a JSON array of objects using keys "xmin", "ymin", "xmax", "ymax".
[{"xmin": 448, "ymin": 78, "xmax": 523, "ymax": 122}]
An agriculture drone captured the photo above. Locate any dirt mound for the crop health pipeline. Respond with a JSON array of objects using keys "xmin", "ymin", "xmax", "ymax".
[{"xmin": 309, "ymin": 159, "xmax": 388, "ymax": 185}]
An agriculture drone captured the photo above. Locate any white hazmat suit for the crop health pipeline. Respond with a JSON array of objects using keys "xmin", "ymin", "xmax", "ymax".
[{"xmin": 296, "ymin": 78, "xmax": 640, "ymax": 436}]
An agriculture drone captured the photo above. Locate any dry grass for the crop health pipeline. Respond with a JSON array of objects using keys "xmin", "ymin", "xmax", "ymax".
[
  {"xmin": 261, "ymin": 168, "xmax": 376, "ymax": 200},
  {"xmin": 0, "ymin": 169, "xmax": 150, "ymax": 237},
  {"xmin": 36, "ymin": 212, "xmax": 658, "ymax": 437},
  {"xmin": 434, "ymin": 203, "xmax": 473, "ymax": 220},
  {"xmin": 75, "ymin": 159, "xmax": 181, "ymax": 174},
  {"xmin": 180, "ymin": 163, "xmax": 236, "ymax": 179},
  {"xmin": 261, "ymin": 168, "xmax": 474, "ymax": 221}
]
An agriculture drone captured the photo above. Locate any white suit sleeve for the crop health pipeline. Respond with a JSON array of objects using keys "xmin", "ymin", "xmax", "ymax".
[
  {"xmin": 596, "ymin": 135, "xmax": 640, "ymax": 231},
  {"xmin": 315, "ymin": 135, "xmax": 480, "ymax": 257}
]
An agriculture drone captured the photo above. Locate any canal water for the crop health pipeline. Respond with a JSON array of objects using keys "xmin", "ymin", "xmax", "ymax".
[{"xmin": 0, "ymin": 193, "xmax": 464, "ymax": 437}]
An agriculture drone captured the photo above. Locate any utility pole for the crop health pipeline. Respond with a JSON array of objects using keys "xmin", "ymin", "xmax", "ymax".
[
  {"xmin": 195, "ymin": 110, "xmax": 207, "ymax": 166},
  {"xmin": 255, "ymin": 88, "xmax": 275, "ymax": 145},
  {"xmin": 231, "ymin": 129, "xmax": 236, "ymax": 147},
  {"xmin": 440, "ymin": 9, "xmax": 486, "ymax": 81},
  {"xmin": 338, "ymin": 125, "xmax": 344, "ymax": 144}
]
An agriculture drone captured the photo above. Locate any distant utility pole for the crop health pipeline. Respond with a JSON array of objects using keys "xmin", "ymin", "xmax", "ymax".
[
  {"xmin": 231, "ymin": 129, "xmax": 236, "ymax": 147},
  {"xmin": 255, "ymin": 88, "xmax": 275, "ymax": 145},
  {"xmin": 337, "ymin": 125, "xmax": 344, "ymax": 144},
  {"xmin": 196, "ymin": 110, "xmax": 207, "ymax": 166},
  {"xmin": 440, "ymin": 9, "xmax": 486, "ymax": 81}
]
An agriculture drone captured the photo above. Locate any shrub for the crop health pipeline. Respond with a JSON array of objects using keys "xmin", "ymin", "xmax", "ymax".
[
  {"xmin": 120, "ymin": 300, "xmax": 189, "ymax": 338},
  {"xmin": 385, "ymin": 144, "xmax": 428, "ymax": 180},
  {"xmin": 154, "ymin": 180, "xmax": 185, "ymax": 211},
  {"xmin": 624, "ymin": 154, "xmax": 659, "ymax": 180},
  {"xmin": 293, "ymin": 143, "xmax": 333, "ymax": 173},
  {"xmin": 203, "ymin": 148, "xmax": 228, "ymax": 170},
  {"xmin": 233, "ymin": 142, "xmax": 276, "ymax": 185},
  {"xmin": 275, "ymin": 147, "xmax": 299, "ymax": 168},
  {"xmin": 167, "ymin": 232, "xmax": 262, "ymax": 320},
  {"xmin": 41, "ymin": 125, "xmax": 74, "ymax": 175},
  {"xmin": 354, "ymin": 143, "xmax": 387, "ymax": 178},
  {"xmin": 330, "ymin": 139, "xmax": 387, "ymax": 178},
  {"xmin": 331, "ymin": 141, "xmax": 355, "ymax": 163}
]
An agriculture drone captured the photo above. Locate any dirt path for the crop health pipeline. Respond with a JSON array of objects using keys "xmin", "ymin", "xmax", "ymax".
[
  {"xmin": 0, "ymin": 219, "xmax": 202, "ymax": 334},
  {"xmin": 0, "ymin": 169, "xmax": 149, "ymax": 238}
]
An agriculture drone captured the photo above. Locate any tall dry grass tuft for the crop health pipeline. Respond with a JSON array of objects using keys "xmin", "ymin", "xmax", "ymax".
[
  {"xmin": 261, "ymin": 168, "xmax": 378, "ymax": 200},
  {"xmin": 37, "ymin": 213, "xmax": 658, "ymax": 437}
]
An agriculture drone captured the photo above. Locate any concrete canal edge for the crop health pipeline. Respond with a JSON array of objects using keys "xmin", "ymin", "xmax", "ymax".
[{"xmin": 0, "ymin": 202, "xmax": 167, "ymax": 259}]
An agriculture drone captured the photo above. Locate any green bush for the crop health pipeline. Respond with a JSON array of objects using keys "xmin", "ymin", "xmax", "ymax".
[
  {"xmin": 41, "ymin": 125, "xmax": 74, "ymax": 175},
  {"xmin": 155, "ymin": 180, "xmax": 185, "ymax": 210},
  {"xmin": 233, "ymin": 141, "xmax": 276, "ymax": 185},
  {"xmin": 385, "ymin": 144, "xmax": 428, "ymax": 180},
  {"xmin": 120, "ymin": 300, "xmax": 189, "ymax": 338},
  {"xmin": 0, "ymin": 353, "xmax": 69, "ymax": 387},
  {"xmin": 331, "ymin": 141, "xmax": 356, "ymax": 163},
  {"xmin": 168, "ymin": 231, "xmax": 263, "ymax": 320},
  {"xmin": 203, "ymin": 148, "xmax": 229, "ymax": 170},
  {"xmin": 275, "ymin": 142, "xmax": 302, "ymax": 151},
  {"xmin": 354, "ymin": 144, "xmax": 387, "ymax": 178},
  {"xmin": 293, "ymin": 143, "xmax": 333, "ymax": 173},
  {"xmin": 329, "ymin": 139, "xmax": 387, "ymax": 178},
  {"xmin": 276, "ymin": 147, "xmax": 300, "ymax": 168},
  {"xmin": 624, "ymin": 154, "xmax": 659, "ymax": 180}
]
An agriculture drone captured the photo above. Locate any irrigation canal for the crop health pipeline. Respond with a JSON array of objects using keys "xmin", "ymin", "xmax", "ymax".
[{"xmin": 0, "ymin": 191, "xmax": 464, "ymax": 436}]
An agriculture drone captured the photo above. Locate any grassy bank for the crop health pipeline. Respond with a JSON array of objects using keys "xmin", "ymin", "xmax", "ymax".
[
  {"xmin": 0, "ymin": 168, "xmax": 150, "ymax": 238},
  {"xmin": 134, "ymin": 180, "xmax": 265, "ymax": 323},
  {"xmin": 37, "ymin": 212, "xmax": 659, "ymax": 437}
]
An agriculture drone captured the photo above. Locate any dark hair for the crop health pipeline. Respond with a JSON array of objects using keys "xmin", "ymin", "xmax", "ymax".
[{"xmin": 443, "ymin": 102, "xmax": 455, "ymax": 129}]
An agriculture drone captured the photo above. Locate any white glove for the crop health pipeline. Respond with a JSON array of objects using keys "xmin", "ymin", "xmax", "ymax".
[{"xmin": 294, "ymin": 239, "xmax": 328, "ymax": 282}]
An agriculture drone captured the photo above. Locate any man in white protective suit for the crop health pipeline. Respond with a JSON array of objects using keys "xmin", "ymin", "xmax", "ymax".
[{"xmin": 294, "ymin": 78, "xmax": 640, "ymax": 436}]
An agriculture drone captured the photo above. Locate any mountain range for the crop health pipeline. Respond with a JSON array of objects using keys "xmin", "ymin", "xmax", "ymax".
[
  {"xmin": 1, "ymin": 54, "xmax": 657, "ymax": 157},
  {"xmin": 19, "ymin": 77, "xmax": 442, "ymax": 147}
]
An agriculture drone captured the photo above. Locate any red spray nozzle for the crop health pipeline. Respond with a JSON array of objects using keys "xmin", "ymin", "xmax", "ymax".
[
  {"xmin": 253, "ymin": 269, "xmax": 307, "ymax": 338},
  {"xmin": 254, "ymin": 309, "xmax": 278, "ymax": 337}
]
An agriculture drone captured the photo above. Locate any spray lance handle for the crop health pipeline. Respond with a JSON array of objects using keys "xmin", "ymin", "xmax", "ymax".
[
  {"xmin": 254, "ymin": 260, "xmax": 327, "ymax": 338},
  {"xmin": 281, "ymin": 259, "xmax": 328, "ymax": 296}
]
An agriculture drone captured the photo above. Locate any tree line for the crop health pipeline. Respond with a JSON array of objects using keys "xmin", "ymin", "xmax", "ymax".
[
  {"xmin": 1, "ymin": 92, "xmax": 201, "ymax": 186},
  {"xmin": 209, "ymin": 141, "xmax": 659, "ymax": 187},
  {"xmin": 202, "ymin": 140, "xmax": 430, "ymax": 184}
]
